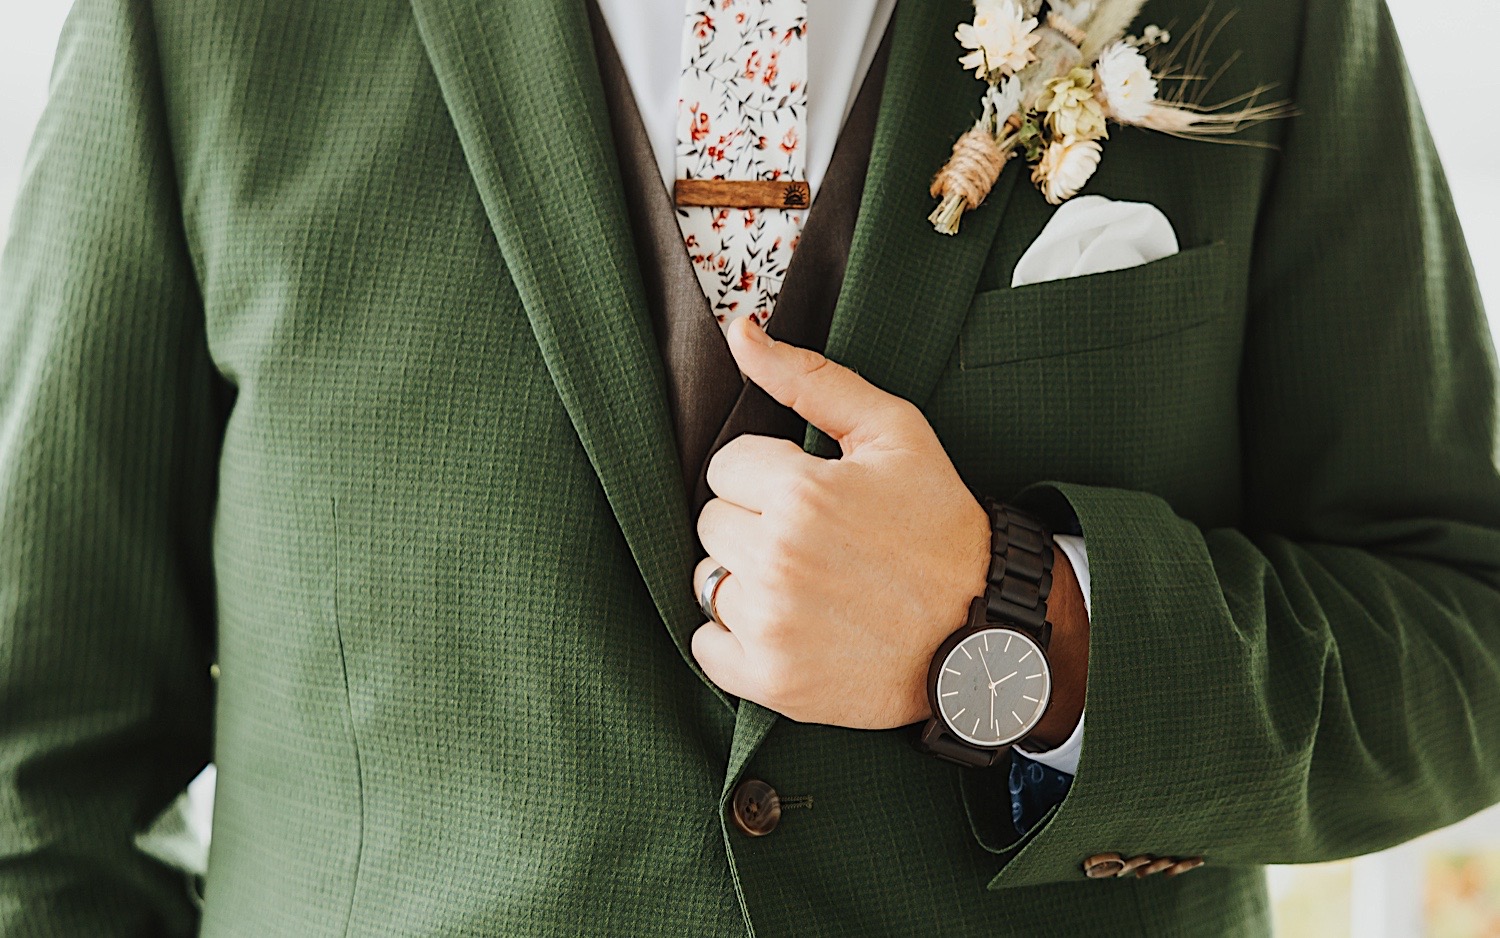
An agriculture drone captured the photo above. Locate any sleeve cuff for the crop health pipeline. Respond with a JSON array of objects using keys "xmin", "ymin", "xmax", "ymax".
[
  {"xmin": 1054, "ymin": 533, "xmax": 1091, "ymax": 619},
  {"xmin": 1018, "ymin": 533, "xmax": 1088, "ymax": 776},
  {"xmin": 1021, "ymin": 709, "xmax": 1084, "ymax": 776}
]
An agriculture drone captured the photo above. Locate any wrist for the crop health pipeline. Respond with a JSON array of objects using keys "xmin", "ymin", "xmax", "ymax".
[
  {"xmin": 911, "ymin": 494, "xmax": 991, "ymax": 724},
  {"xmin": 914, "ymin": 499, "xmax": 1068, "ymax": 766},
  {"xmin": 1026, "ymin": 544, "xmax": 1088, "ymax": 749}
]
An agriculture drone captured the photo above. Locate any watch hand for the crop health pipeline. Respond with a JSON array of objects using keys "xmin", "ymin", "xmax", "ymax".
[
  {"xmin": 979, "ymin": 648, "xmax": 996, "ymax": 684},
  {"xmin": 994, "ymin": 670, "xmax": 1018, "ymax": 686}
]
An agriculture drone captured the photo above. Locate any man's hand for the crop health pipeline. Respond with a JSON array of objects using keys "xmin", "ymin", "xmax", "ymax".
[{"xmin": 691, "ymin": 317, "xmax": 1087, "ymax": 734}]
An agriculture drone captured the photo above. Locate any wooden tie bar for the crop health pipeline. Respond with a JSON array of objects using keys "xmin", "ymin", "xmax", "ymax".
[{"xmin": 673, "ymin": 179, "xmax": 811, "ymax": 210}]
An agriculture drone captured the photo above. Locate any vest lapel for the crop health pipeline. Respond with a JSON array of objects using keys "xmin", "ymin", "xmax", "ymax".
[
  {"xmin": 727, "ymin": 0, "xmax": 1024, "ymax": 789},
  {"xmin": 407, "ymin": 0, "xmax": 730, "ymax": 711}
]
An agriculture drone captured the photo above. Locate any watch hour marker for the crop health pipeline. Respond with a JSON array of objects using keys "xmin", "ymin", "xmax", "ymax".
[
  {"xmin": 1012, "ymin": 711, "xmax": 1024, "ymax": 724},
  {"xmin": 1025, "ymin": 673, "xmax": 1041, "ymax": 679},
  {"xmin": 1023, "ymin": 695, "xmax": 1038, "ymax": 703},
  {"xmin": 953, "ymin": 708, "xmax": 967, "ymax": 719},
  {"xmin": 1004, "ymin": 634, "xmax": 1012, "ymax": 652},
  {"xmin": 973, "ymin": 716, "xmax": 982, "ymax": 735},
  {"xmin": 1019, "ymin": 650, "xmax": 1033, "ymax": 661},
  {"xmin": 944, "ymin": 667, "xmax": 961, "ymax": 676},
  {"xmin": 961, "ymin": 646, "xmax": 972, "ymax": 659},
  {"xmin": 941, "ymin": 691, "xmax": 959, "ymax": 698},
  {"xmin": 983, "ymin": 634, "xmax": 990, "ymax": 651}
]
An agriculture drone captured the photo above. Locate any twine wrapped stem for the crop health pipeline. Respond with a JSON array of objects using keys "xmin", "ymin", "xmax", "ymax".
[{"xmin": 928, "ymin": 123, "xmax": 1017, "ymax": 235}]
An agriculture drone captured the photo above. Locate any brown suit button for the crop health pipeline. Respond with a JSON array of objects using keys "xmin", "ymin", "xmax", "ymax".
[
  {"xmin": 1116, "ymin": 855, "xmax": 1153, "ymax": 877},
  {"xmin": 1165, "ymin": 856, "xmax": 1205, "ymax": 877},
  {"xmin": 729, "ymin": 778, "xmax": 781, "ymax": 836},
  {"xmin": 1082, "ymin": 853, "xmax": 1124, "ymax": 878}
]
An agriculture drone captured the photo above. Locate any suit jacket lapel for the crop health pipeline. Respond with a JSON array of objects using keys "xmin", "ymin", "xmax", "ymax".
[
  {"xmin": 407, "ymin": 0, "xmax": 730, "ymax": 710},
  {"xmin": 732, "ymin": 0, "xmax": 1024, "ymax": 788},
  {"xmin": 827, "ymin": 0, "xmax": 1021, "ymax": 413}
]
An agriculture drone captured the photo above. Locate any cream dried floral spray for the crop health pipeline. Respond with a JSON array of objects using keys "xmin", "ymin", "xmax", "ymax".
[{"xmin": 929, "ymin": 0, "xmax": 1293, "ymax": 235}]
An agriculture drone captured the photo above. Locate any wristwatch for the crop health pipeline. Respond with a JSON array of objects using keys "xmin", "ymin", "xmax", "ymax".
[{"xmin": 914, "ymin": 499, "xmax": 1056, "ymax": 768}]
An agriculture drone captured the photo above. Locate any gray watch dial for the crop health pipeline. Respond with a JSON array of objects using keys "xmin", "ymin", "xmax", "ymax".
[{"xmin": 935, "ymin": 628, "xmax": 1051, "ymax": 747}]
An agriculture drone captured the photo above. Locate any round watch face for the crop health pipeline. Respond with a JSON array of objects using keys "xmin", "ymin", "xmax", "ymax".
[{"xmin": 935, "ymin": 628, "xmax": 1051, "ymax": 748}]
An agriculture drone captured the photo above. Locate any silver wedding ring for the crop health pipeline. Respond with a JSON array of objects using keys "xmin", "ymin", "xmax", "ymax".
[{"xmin": 699, "ymin": 565, "xmax": 733, "ymax": 626}]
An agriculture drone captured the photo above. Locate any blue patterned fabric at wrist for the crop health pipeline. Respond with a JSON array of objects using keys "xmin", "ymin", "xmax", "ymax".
[{"xmin": 1009, "ymin": 752, "xmax": 1074, "ymax": 837}]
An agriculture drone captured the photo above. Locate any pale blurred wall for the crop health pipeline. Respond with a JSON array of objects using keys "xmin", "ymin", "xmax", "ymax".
[
  {"xmin": 1387, "ymin": 1, "xmax": 1499, "ymax": 339},
  {"xmin": 0, "ymin": 5, "xmax": 72, "ymax": 233}
]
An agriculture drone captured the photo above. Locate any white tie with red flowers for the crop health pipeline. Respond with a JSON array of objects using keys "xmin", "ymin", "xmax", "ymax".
[{"xmin": 675, "ymin": 0, "xmax": 809, "ymax": 330}]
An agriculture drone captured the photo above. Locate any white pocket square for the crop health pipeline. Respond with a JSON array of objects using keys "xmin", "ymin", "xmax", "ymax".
[{"xmin": 1011, "ymin": 194, "xmax": 1180, "ymax": 288}]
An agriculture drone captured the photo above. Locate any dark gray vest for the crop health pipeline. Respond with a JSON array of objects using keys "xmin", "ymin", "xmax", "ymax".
[{"xmin": 588, "ymin": 5, "xmax": 892, "ymax": 517}]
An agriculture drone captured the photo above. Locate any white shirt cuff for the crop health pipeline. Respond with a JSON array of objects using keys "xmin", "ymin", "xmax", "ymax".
[{"xmin": 1019, "ymin": 533, "xmax": 1089, "ymax": 776}]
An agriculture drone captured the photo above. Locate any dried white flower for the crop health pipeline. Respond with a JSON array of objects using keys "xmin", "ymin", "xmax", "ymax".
[
  {"xmin": 957, "ymin": 0, "xmax": 1041, "ymax": 80},
  {"xmin": 983, "ymin": 76, "xmax": 1024, "ymax": 128},
  {"xmin": 1093, "ymin": 40, "xmax": 1158, "ymax": 123},
  {"xmin": 1038, "ymin": 66, "xmax": 1109, "ymax": 141},
  {"xmin": 930, "ymin": 2, "xmax": 1289, "ymax": 233},
  {"xmin": 1031, "ymin": 137, "xmax": 1103, "ymax": 204}
]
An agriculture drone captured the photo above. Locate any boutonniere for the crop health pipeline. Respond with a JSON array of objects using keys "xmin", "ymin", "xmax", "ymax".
[{"xmin": 929, "ymin": 0, "xmax": 1292, "ymax": 234}]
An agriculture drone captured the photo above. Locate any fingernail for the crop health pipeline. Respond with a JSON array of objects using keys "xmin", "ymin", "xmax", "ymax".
[{"xmin": 740, "ymin": 316, "xmax": 774, "ymax": 347}]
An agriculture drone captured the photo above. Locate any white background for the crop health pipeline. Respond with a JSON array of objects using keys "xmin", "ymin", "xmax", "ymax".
[{"xmin": 1, "ymin": 2, "xmax": 1498, "ymax": 932}]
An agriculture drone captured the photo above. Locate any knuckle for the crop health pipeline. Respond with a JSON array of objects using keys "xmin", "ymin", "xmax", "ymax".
[
  {"xmin": 779, "ymin": 470, "xmax": 830, "ymax": 523},
  {"xmin": 755, "ymin": 651, "xmax": 812, "ymax": 716},
  {"xmin": 887, "ymin": 397, "xmax": 926, "ymax": 431},
  {"xmin": 789, "ymin": 344, "xmax": 830, "ymax": 374},
  {"xmin": 782, "ymin": 352, "xmax": 836, "ymax": 405},
  {"xmin": 768, "ymin": 436, "xmax": 805, "ymax": 461},
  {"xmin": 758, "ymin": 536, "xmax": 803, "ymax": 589},
  {"xmin": 714, "ymin": 434, "xmax": 750, "ymax": 464},
  {"xmin": 800, "ymin": 351, "xmax": 836, "ymax": 377},
  {"xmin": 753, "ymin": 604, "xmax": 794, "ymax": 643},
  {"xmin": 695, "ymin": 500, "xmax": 722, "ymax": 543},
  {"xmin": 706, "ymin": 435, "xmax": 752, "ymax": 489},
  {"xmin": 896, "ymin": 397, "xmax": 924, "ymax": 422},
  {"xmin": 801, "ymin": 357, "xmax": 840, "ymax": 395},
  {"xmin": 754, "ymin": 656, "xmax": 793, "ymax": 707}
]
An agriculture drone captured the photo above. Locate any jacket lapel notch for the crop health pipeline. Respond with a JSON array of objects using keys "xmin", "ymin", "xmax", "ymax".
[{"xmin": 408, "ymin": 0, "xmax": 729, "ymax": 709}]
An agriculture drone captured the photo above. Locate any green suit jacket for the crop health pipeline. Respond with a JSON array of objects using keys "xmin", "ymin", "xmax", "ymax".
[{"xmin": 2, "ymin": 0, "xmax": 1498, "ymax": 934}]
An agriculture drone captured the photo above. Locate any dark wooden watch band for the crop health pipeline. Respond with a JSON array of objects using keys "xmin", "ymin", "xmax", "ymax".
[
  {"xmin": 981, "ymin": 498, "xmax": 1055, "ymax": 645},
  {"xmin": 983, "ymin": 500, "xmax": 1057, "ymax": 755},
  {"xmin": 913, "ymin": 501, "xmax": 1057, "ymax": 768}
]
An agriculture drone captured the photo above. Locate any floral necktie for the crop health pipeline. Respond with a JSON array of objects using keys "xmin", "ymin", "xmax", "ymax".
[{"xmin": 675, "ymin": 0, "xmax": 809, "ymax": 331}]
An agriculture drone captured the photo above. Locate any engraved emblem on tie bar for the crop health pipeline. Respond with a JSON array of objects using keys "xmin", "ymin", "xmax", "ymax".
[{"xmin": 673, "ymin": 179, "xmax": 812, "ymax": 210}]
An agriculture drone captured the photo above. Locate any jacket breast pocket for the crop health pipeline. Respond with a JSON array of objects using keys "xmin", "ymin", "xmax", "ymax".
[{"xmin": 957, "ymin": 240, "xmax": 1235, "ymax": 370}]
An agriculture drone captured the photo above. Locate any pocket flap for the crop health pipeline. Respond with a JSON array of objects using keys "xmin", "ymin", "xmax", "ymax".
[{"xmin": 958, "ymin": 241, "xmax": 1235, "ymax": 369}]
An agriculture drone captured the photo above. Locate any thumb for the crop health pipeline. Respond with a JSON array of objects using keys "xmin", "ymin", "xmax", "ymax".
[{"xmin": 725, "ymin": 315, "xmax": 917, "ymax": 450}]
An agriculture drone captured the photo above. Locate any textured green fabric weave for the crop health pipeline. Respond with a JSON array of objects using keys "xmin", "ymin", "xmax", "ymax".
[{"xmin": 1, "ymin": 0, "xmax": 1497, "ymax": 934}]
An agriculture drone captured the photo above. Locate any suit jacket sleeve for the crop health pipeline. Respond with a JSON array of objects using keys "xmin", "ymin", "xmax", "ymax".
[
  {"xmin": 981, "ymin": 0, "xmax": 1500, "ymax": 886},
  {"xmin": 0, "ymin": 0, "xmax": 225, "ymax": 931}
]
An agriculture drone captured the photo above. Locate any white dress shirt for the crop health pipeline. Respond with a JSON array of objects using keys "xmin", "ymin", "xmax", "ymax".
[
  {"xmin": 595, "ymin": 0, "xmax": 897, "ymax": 196},
  {"xmin": 594, "ymin": 0, "xmax": 1087, "ymax": 776}
]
